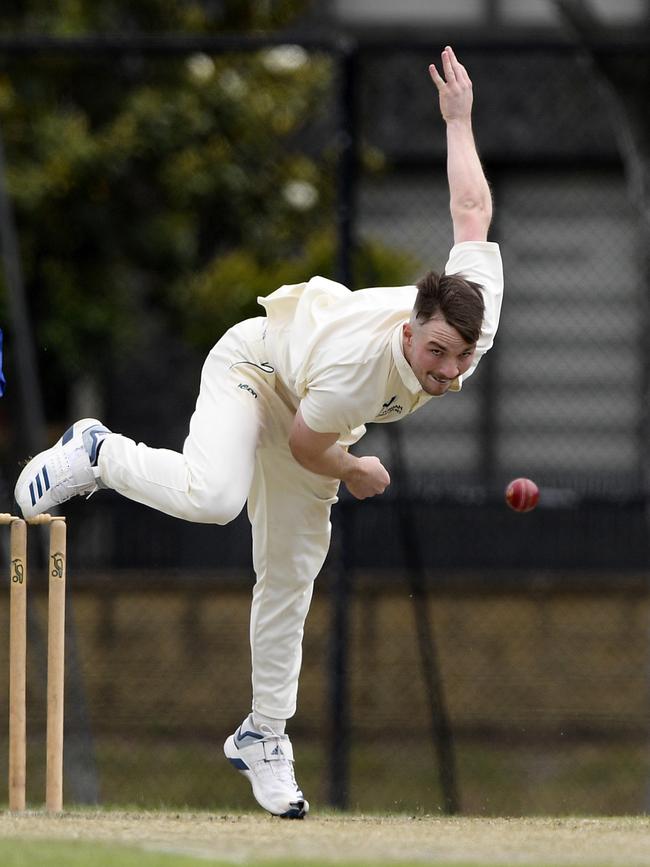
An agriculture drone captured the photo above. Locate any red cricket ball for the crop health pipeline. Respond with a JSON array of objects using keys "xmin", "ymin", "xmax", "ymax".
[{"xmin": 505, "ymin": 477, "xmax": 539, "ymax": 513}]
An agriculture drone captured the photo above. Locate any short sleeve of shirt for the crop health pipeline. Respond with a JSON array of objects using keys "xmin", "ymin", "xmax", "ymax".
[
  {"xmin": 445, "ymin": 241, "xmax": 502, "ymax": 289},
  {"xmin": 445, "ymin": 241, "xmax": 504, "ymax": 381}
]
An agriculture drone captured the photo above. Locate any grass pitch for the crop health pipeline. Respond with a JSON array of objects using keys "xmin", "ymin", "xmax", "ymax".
[{"xmin": 1, "ymin": 811, "xmax": 650, "ymax": 866}]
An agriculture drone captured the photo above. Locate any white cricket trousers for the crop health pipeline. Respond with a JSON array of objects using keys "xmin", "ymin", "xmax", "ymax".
[{"xmin": 98, "ymin": 317, "xmax": 340, "ymax": 720}]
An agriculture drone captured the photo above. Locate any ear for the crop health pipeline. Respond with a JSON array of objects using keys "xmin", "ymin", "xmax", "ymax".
[{"xmin": 402, "ymin": 321, "xmax": 413, "ymax": 346}]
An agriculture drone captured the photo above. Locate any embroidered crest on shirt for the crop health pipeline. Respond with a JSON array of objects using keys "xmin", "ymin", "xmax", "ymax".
[{"xmin": 377, "ymin": 395, "xmax": 403, "ymax": 418}]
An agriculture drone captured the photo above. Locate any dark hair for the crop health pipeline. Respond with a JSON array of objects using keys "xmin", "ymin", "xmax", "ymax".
[{"xmin": 413, "ymin": 270, "xmax": 484, "ymax": 344}]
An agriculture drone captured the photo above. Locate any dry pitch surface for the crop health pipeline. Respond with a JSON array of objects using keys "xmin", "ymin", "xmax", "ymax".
[{"xmin": 2, "ymin": 812, "xmax": 650, "ymax": 866}]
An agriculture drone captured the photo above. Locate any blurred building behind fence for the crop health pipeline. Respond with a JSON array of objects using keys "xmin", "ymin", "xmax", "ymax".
[{"xmin": 1, "ymin": 0, "xmax": 650, "ymax": 815}]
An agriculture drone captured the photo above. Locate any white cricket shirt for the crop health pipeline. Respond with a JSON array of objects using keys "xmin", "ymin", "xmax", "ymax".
[{"xmin": 258, "ymin": 241, "xmax": 503, "ymax": 445}]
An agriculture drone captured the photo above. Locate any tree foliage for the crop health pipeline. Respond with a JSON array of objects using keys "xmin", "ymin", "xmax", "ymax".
[{"xmin": 0, "ymin": 2, "xmax": 415, "ymax": 405}]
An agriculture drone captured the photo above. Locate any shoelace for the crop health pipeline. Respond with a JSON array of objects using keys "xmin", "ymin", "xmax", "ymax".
[
  {"xmin": 48, "ymin": 448, "xmax": 94, "ymax": 494},
  {"xmin": 50, "ymin": 479, "xmax": 99, "ymax": 503}
]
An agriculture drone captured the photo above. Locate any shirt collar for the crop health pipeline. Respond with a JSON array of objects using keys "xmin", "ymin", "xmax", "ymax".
[
  {"xmin": 391, "ymin": 323, "xmax": 423, "ymax": 395},
  {"xmin": 391, "ymin": 323, "xmax": 462, "ymax": 395}
]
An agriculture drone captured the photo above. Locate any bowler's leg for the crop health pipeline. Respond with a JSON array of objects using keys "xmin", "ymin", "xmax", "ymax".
[
  {"xmin": 224, "ymin": 439, "xmax": 339, "ymax": 817},
  {"xmin": 99, "ymin": 391, "xmax": 258, "ymax": 523},
  {"xmin": 14, "ymin": 319, "xmax": 265, "ymax": 524},
  {"xmin": 248, "ymin": 445, "xmax": 339, "ymax": 719}
]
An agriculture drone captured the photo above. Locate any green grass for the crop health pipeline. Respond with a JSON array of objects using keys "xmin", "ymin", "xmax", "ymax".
[
  {"xmin": 0, "ymin": 845, "xmax": 580, "ymax": 867},
  {"xmin": 1, "ymin": 840, "xmax": 214, "ymax": 867},
  {"xmin": 3, "ymin": 815, "xmax": 647, "ymax": 867},
  {"xmin": 3, "ymin": 737, "xmax": 648, "ymax": 815}
]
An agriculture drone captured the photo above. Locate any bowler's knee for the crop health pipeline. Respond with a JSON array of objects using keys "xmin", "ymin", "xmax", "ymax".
[{"xmin": 187, "ymin": 484, "xmax": 247, "ymax": 525}]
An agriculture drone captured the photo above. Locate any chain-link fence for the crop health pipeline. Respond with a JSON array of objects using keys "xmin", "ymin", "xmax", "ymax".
[{"xmin": 1, "ymin": 35, "xmax": 650, "ymax": 815}]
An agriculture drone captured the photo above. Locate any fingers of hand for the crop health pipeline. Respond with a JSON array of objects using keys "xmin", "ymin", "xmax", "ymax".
[
  {"xmin": 432, "ymin": 48, "xmax": 472, "ymax": 96},
  {"xmin": 443, "ymin": 45, "xmax": 472, "ymax": 89},
  {"xmin": 441, "ymin": 46, "xmax": 456, "ymax": 82},
  {"xmin": 429, "ymin": 63, "xmax": 444, "ymax": 88}
]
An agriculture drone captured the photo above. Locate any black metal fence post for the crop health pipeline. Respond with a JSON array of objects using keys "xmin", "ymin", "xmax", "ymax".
[
  {"xmin": 387, "ymin": 425, "xmax": 460, "ymax": 814},
  {"xmin": 334, "ymin": 38, "xmax": 359, "ymax": 288},
  {"xmin": 328, "ymin": 500, "xmax": 354, "ymax": 809},
  {"xmin": 327, "ymin": 37, "xmax": 360, "ymax": 812}
]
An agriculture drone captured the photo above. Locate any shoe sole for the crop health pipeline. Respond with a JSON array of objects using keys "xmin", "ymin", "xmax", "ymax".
[{"xmin": 223, "ymin": 735, "xmax": 309, "ymax": 819}]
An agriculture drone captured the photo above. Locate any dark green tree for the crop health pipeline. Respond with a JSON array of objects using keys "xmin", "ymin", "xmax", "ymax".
[{"xmin": 0, "ymin": 2, "xmax": 415, "ymax": 416}]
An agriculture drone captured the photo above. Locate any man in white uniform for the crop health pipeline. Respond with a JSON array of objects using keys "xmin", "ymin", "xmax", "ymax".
[{"xmin": 15, "ymin": 47, "xmax": 503, "ymax": 818}]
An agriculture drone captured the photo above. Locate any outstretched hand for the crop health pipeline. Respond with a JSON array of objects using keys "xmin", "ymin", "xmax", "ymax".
[{"xmin": 429, "ymin": 45, "xmax": 473, "ymax": 123}]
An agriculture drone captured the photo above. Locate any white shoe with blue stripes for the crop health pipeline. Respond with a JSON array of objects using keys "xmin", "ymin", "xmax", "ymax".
[
  {"xmin": 14, "ymin": 418, "xmax": 111, "ymax": 519},
  {"xmin": 224, "ymin": 716, "xmax": 309, "ymax": 818}
]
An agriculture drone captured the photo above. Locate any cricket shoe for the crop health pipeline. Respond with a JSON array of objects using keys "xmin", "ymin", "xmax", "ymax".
[
  {"xmin": 14, "ymin": 418, "xmax": 111, "ymax": 519},
  {"xmin": 224, "ymin": 718, "xmax": 309, "ymax": 819}
]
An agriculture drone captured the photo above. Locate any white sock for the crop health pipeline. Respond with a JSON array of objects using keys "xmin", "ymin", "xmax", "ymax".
[{"xmin": 252, "ymin": 711, "xmax": 286, "ymax": 736}]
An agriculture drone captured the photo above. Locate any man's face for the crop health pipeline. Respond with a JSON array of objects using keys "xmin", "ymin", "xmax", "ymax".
[{"xmin": 402, "ymin": 314, "xmax": 476, "ymax": 396}]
